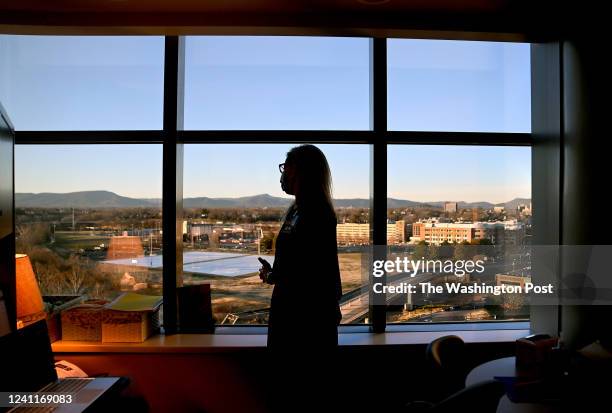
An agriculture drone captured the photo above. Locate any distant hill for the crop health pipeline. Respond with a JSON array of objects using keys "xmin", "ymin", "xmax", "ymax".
[
  {"xmin": 404, "ymin": 200, "xmax": 495, "ymax": 210},
  {"xmin": 501, "ymin": 198, "xmax": 532, "ymax": 210},
  {"xmin": 16, "ymin": 191, "xmax": 158, "ymax": 208},
  {"xmin": 183, "ymin": 194, "xmax": 291, "ymax": 209},
  {"xmin": 15, "ymin": 190, "xmax": 530, "ymax": 211}
]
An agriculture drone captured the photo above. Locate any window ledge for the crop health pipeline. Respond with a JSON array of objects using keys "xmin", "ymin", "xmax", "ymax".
[{"xmin": 51, "ymin": 328, "xmax": 529, "ymax": 354}]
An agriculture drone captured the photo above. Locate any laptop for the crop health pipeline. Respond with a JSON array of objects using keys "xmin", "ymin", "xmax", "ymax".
[{"xmin": 0, "ymin": 320, "xmax": 126, "ymax": 413}]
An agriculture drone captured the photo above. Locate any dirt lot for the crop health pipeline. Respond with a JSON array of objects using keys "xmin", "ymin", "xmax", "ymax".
[{"xmin": 184, "ymin": 252, "xmax": 366, "ymax": 323}]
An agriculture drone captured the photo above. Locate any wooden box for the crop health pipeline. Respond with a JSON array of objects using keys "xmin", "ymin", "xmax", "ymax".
[
  {"xmin": 61, "ymin": 303, "xmax": 104, "ymax": 341},
  {"xmin": 101, "ymin": 307, "xmax": 161, "ymax": 343},
  {"xmin": 43, "ymin": 295, "xmax": 82, "ymax": 342},
  {"xmin": 100, "ymin": 293, "xmax": 162, "ymax": 343}
]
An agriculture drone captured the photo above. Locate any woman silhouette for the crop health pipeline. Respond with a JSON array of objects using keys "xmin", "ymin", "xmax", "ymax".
[{"xmin": 258, "ymin": 144, "xmax": 342, "ymax": 351}]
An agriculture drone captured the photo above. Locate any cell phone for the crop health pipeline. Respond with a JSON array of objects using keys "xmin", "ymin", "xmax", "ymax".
[{"xmin": 258, "ymin": 257, "xmax": 271, "ymax": 269}]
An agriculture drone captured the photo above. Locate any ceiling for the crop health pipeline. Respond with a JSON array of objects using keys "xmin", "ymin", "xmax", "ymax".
[
  {"xmin": 0, "ymin": 0, "xmax": 561, "ymax": 40},
  {"xmin": 0, "ymin": 0, "xmax": 513, "ymax": 14}
]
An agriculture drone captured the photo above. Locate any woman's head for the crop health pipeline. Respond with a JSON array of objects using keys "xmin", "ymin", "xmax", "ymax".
[{"xmin": 280, "ymin": 145, "xmax": 333, "ymax": 209}]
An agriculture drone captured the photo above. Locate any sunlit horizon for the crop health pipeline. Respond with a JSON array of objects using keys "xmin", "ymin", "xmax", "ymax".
[{"xmin": 14, "ymin": 189, "xmax": 530, "ymax": 205}]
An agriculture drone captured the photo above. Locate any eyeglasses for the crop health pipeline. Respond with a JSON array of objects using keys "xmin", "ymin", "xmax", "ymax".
[{"xmin": 279, "ymin": 163, "xmax": 285, "ymax": 173}]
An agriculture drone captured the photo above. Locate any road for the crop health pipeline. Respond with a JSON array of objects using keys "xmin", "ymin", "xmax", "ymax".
[
  {"xmin": 339, "ymin": 272, "xmax": 437, "ymax": 323},
  {"xmin": 339, "ymin": 259, "xmax": 530, "ymax": 323}
]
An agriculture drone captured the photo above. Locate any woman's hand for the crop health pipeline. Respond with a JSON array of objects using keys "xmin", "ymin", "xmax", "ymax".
[{"xmin": 258, "ymin": 257, "xmax": 273, "ymax": 283}]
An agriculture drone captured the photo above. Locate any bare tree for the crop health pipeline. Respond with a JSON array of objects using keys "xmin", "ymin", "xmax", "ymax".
[
  {"xmin": 63, "ymin": 255, "xmax": 88, "ymax": 295},
  {"xmin": 34, "ymin": 261, "xmax": 63, "ymax": 295},
  {"xmin": 16, "ymin": 223, "xmax": 50, "ymax": 254}
]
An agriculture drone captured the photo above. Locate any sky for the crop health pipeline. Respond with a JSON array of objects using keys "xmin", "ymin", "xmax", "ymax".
[{"xmin": 1, "ymin": 36, "xmax": 531, "ymax": 203}]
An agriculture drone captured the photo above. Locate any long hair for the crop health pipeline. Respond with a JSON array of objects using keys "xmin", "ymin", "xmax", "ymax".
[{"xmin": 285, "ymin": 144, "xmax": 334, "ymax": 215}]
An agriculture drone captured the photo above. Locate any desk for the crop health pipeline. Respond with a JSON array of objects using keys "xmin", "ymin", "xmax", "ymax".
[
  {"xmin": 466, "ymin": 357, "xmax": 560, "ymax": 413},
  {"xmin": 466, "ymin": 356, "xmax": 517, "ymax": 387},
  {"xmin": 52, "ymin": 329, "xmax": 528, "ymax": 354}
]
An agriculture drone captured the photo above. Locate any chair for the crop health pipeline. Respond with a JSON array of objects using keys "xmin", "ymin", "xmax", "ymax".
[
  {"xmin": 431, "ymin": 379, "xmax": 505, "ymax": 413},
  {"xmin": 405, "ymin": 380, "xmax": 505, "ymax": 413},
  {"xmin": 425, "ymin": 335, "xmax": 467, "ymax": 400}
]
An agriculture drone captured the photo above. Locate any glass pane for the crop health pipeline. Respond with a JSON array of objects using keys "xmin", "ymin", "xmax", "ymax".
[
  {"xmin": 184, "ymin": 36, "xmax": 371, "ymax": 130},
  {"xmin": 15, "ymin": 145, "xmax": 163, "ymax": 303},
  {"xmin": 388, "ymin": 39, "xmax": 531, "ymax": 132},
  {"xmin": 0, "ymin": 36, "xmax": 164, "ymax": 130},
  {"xmin": 386, "ymin": 145, "xmax": 531, "ymax": 323},
  {"xmin": 183, "ymin": 144, "xmax": 370, "ymax": 324}
]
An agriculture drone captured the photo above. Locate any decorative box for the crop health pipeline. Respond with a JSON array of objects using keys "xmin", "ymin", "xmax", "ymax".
[
  {"xmin": 516, "ymin": 333, "xmax": 559, "ymax": 377},
  {"xmin": 101, "ymin": 292, "xmax": 162, "ymax": 343},
  {"xmin": 61, "ymin": 303, "xmax": 104, "ymax": 341},
  {"xmin": 43, "ymin": 295, "xmax": 83, "ymax": 342}
]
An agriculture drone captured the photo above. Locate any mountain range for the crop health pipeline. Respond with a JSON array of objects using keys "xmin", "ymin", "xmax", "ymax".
[{"xmin": 15, "ymin": 190, "xmax": 531, "ymax": 211}]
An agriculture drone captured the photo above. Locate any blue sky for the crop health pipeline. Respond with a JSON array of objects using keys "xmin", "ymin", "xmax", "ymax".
[{"xmin": 2, "ymin": 36, "xmax": 531, "ymax": 202}]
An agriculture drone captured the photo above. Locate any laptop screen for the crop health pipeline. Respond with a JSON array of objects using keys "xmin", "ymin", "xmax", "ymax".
[
  {"xmin": 0, "ymin": 292, "xmax": 10, "ymax": 338},
  {"xmin": 0, "ymin": 320, "xmax": 57, "ymax": 392}
]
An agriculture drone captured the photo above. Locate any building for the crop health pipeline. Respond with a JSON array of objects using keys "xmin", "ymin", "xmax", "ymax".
[
  {"xmin": 218, "ymin": 225, "xmax": 257, "ymax": 246},
  {"xmin": 336, "ymin": 220, "xmax": 406, "ymax": 245},
  {"xmin": 410, "ymin": 219, "xmax": 525, "ymax": 245},
  {"xmin": 496, "ymin": 274, "xmax": 532, "ymax": 288},
  {"xmin": 472, "ymin": 222, "xmax": 504, "ymax": 244},
  {"xmin": 387, "ymin": 220, "xmax": 406, "ymax": 244},
  {"xmin": 188, "ymin": 222, "xmax": 214, "ymax": 239},
  {"xmin": 336, "ymin": 223, "xmax": 369, "ymax": 245},
  {"xmin": 411, "ymin": 221, "xmax": 475, "ymax": 244},
  {"xmin": 493, "ymin": 206, "xmax": 505, "ymax": 213},
  {"xmin": 405, "ymin": 223, "xmax": 413, "ymax": 240},
  {"xmin": 472, "ymin": 207, "xmax": 480, "ymax": 222},
  {"xmin": 444, "ymin": 202, "xmax": 458, "ymax": 213},
  {"xmin": 106, "ymin": 234, "xmax": 144, "ymax": 259},
  {"xmin": 517, "ymin": 203, "xmax": 532, "ymax": 216},
  {"xmin": 501, "ymin": 220, "xmax": 526, "ymax": 245}
]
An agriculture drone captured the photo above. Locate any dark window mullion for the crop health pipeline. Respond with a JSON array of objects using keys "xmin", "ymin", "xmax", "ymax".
[
  {"xmin": 370, "ymin": 37, "xmax": 387, "ymax": 333},
  {"xmin": 162, "ymin": 36, "xmax": 185, "ymax": 335},
  {"xmin": 177, "ymin": 130, "xmax": 375, "ymax": 144},
  {"xmin": 12, "ymin": 130, "xmax": 531, "ymax": 146},
  {"xmin": 386, "ymin": 131, "xmax": 532, "ymax": 146}
]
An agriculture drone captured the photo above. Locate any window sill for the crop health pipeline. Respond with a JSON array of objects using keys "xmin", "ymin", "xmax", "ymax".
[{"xmin": 51, "ymin": 326, "xmax": 529, "ymax": 354}]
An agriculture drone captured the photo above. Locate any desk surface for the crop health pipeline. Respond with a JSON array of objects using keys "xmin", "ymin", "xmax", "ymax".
[
  {"xmin": 52, "ymin": 329, "xmax": 528, "ymax": 354},
  {"xmin": 466, "ymin": 356, "xmax": 517, "ymax": 387},
  {"xmin": 466, "ymin": 357, "xmax": 561, "ymax": 413}
]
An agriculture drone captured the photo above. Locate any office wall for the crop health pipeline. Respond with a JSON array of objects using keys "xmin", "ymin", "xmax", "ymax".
[
  {"xmin": 55, "ymin": 342, "xmax": 514, "ymax": 413},
  {"xmin": 530, "ymin": 42, "xmax": 562, "ymax": 336},
  {"xmin": 561, "ymin": 36, "xmax": 612, "ymax": 349},
  {"xmin": 0, "ymin": 103, "xmax": 15, "ymax": 334}
]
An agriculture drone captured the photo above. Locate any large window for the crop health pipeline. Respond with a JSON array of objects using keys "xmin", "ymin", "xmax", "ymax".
[
  {"xmin": 0, "ymin": 36, "xmax": 164, "ymax": 131},
  {"xmin": 184, "ymin": 36, "xmax": 371, "ymax": 130},
  {"xmin": 14, "ymin": 145, "xmax": 163, "ymax": 300},
  {"xmin": 4, "ymin": 34, "xmax": 532, "ymax": 332},
  {"xmin": 386, "ymin": 145, "xmax": 531, "ymax": 323},
  {"xmin": 388, "ymin": 39, "xmax": 530, "ymax": 132},
  {"xmin": 183, "ymin": 144, "xmax": 370, "ymax": 324}
]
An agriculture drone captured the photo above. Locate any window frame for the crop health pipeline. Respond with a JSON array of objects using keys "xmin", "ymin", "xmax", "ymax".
[{"xmin": 12, "ymin": 36, "xmax": 533, "ymax": 334}]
